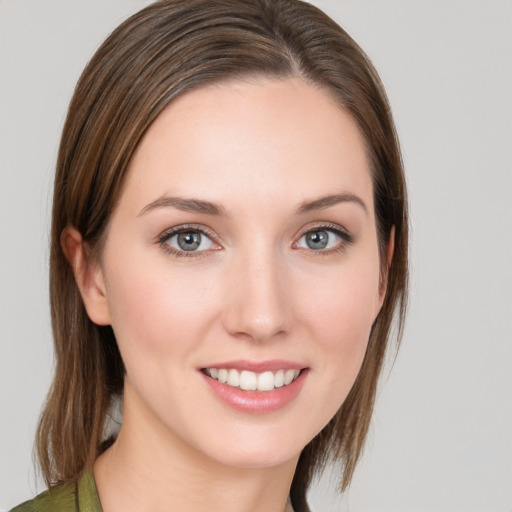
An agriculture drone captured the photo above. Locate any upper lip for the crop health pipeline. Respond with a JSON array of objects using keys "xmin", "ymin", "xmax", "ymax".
[{"xmin": 200, "ymin": 359, "xmax": 307, "ymax": 372}]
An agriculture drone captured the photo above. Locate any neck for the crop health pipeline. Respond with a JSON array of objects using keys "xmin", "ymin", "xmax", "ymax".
[{"xmin": 94, "ymin": 385, "xmax": 298, "ymax": 512}]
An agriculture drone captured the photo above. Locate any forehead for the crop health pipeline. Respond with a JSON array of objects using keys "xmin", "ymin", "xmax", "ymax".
[{"xmin": 122, "ymin": 77, "xmax": 373, "ymax": 216}]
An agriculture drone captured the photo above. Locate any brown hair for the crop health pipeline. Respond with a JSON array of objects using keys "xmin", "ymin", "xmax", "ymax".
[{"xmin": 37, "ymin": 1, "xmax": 408, "ymax": 510}]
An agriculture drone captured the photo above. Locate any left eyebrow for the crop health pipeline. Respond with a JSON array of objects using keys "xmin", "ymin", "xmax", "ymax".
[
  {"xmin": 295, "ymin": 193, "xmax": 368, "ymax": 216},
  {"xmin": 138, "ymin": 195, "xmax": 227, "ymax": 217}
]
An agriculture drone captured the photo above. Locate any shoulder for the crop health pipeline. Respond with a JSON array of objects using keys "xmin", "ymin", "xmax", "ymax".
[
  {"xmin": 9, "ymin": 471, "xmax": 101, "ymax": 512},
  {"xmin": 9, "ymin": 481, "xmax": 77, "ymax": 512}
]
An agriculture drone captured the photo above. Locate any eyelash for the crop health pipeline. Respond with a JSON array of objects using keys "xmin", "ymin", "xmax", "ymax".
[
  {"xmin": 156, "ymin": 224, "xmax": 219, "ymax": 258},
  {"xmin": 156, "ymin": 223, "xmax": 354, "ymax": 258},
  {"xmin": 295, "ymin": 223, "xmax": 354, "ymax": 257}
]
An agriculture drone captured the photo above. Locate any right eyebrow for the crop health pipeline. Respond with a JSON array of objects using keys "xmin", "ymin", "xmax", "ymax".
[
  {"xmin": 295, "ymin": 193, "xmax": 368, "ymax": 216},
  {"xmin": 138, "ymin": 195, "xmax": 227, "ymax": 217}
]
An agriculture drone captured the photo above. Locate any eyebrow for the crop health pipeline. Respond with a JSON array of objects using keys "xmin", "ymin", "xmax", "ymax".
[
  {"xmin": 138, "ymin": 196, "xmax": 227, "ymax": 217},
  {"xmin": 138, "ymin": 192, "xmax": 367, "ymax": 218},
  {"xmin": 295, "ymin": 193, "xmax": 368, "ymax": 215}
]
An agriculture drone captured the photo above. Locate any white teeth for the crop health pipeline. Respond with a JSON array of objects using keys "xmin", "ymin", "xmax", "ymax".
[
  {"xmin": 284, "ymin": 369, "xmax": 295, "ymax": 385},
  {"xmin": 239, "ymin": 370, "xmax": 257, "ymax": 390},
  {"xmin": 205, "ymin": 367, "xmax": 302, "ymax": 391},
  {"xmin": 217, "ymin": 369, "xmax": 228, "ymax": 383},
  {"xmin": 227, "ymin": 369, "xmax": 240, "ymax": 387},
  {"xmin": 257, "ymin": 371, "xmax": 275, "ymax": 391},
  {"xmin": 274, "ymin": 369, "xmax": 285, "ymax": 388}
]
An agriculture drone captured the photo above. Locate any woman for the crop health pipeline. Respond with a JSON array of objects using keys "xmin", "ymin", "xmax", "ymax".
[{"xmin": 11, "ymin": 0, "xmax": 408, "ymax": 511}]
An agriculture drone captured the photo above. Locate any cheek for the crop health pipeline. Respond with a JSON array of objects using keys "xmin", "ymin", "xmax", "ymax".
[
  {"xmin": 102, "ymin": 253, "xmax": 217, "ymax": 364},
  {"xmin": 297, "ymin": 261, "xmax": 380, "ymax": 380}
]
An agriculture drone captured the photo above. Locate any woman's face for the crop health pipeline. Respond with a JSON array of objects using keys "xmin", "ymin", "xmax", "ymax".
[{"xmin": 91, "ymin": 77, "xmax": 385, "ymax": 469}]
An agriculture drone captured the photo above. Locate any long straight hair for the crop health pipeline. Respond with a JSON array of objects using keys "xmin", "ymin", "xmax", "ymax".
[{"xmin": 37, "ymin": 1, "xmax": 408, "ymax": 510}]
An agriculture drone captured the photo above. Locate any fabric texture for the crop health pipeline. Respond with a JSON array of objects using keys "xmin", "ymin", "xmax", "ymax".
[
  {"xmin": 9, "ymin": 471, "xmax": 102, "ymax": 512},
  {"xmin": 10, "ymin": 470, "xmax": 295, "ymax": 512}
]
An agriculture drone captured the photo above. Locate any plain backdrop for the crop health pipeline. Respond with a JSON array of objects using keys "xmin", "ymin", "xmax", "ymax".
[{"xmin": 0, "ymin": 1, "xmax": 511, "ymax": 511}]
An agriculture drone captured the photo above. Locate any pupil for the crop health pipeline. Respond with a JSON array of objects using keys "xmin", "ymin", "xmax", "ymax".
[
  {"xmin": 178, "ymin": 231, "xmax": 200, "ymax": 251},
  {"xmin": 307, "ymin": 230, "xmax": 328, "ymax": 250}
]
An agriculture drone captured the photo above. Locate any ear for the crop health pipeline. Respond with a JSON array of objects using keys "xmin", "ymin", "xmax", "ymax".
[
  {"xmin": 61, "ymin": 226, "xmax": 112, "ymax": 326},
  {"xmin": 378, "ymin": 225, "xmax": 395, "ymax": 305}
]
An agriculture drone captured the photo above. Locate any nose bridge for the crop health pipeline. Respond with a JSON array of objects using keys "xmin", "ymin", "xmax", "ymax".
[{"xmin": 223, "ymin": 239, "xmax": 290, "ymax": 342}]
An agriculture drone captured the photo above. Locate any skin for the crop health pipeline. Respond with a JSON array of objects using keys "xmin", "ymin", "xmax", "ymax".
[{"xmin": 63, "ymin": 77, "xmax": 391, "ymax": 512}]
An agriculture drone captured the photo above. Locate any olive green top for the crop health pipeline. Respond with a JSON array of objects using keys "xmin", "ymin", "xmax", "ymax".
[
  {"xmin": 10, "ymin": 471, "xmax": 102, "ymax": 512},
  {"xmin": 10, "ymin": 471, "xmax": 295, "ymax": 512}
]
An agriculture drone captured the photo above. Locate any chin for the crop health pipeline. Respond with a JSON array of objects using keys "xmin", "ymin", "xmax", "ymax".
[
  {"xmin": 185, "ymin": 421, "xmax": 312, "ymax": 471},
  {"xmin": 206, "ymin": 443, "xmax": 300, "ymax": 470}
]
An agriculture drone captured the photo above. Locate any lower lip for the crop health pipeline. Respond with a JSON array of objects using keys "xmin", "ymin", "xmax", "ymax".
[{"xmin": 201, "ymin": 370, "xmax": 309, "ymax": 414}]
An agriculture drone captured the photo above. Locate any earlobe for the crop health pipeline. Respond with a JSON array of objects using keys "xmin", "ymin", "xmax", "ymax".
[{"xmin": 61, "ymin": 226, "xmax": 111, "ymax": 326}]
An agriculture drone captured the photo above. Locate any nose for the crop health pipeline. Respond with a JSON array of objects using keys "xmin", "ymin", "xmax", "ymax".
[{"xmin": 222, "ymin": 246, "xmax": 291, "ymax": 343}]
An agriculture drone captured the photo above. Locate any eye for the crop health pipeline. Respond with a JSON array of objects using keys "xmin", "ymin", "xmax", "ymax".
[
  {"xmin": 158, "ymin": 226, "xmax": 218, "ymax": 257},
  {"xmin": 295, "ymin": 225, "xmax": 352, "ymax": 252}
]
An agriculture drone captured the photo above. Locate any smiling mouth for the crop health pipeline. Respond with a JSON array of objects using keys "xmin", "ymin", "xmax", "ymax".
[{"xmin": 202, "ymin": 368, "xmax": 302, "ymax": 392}]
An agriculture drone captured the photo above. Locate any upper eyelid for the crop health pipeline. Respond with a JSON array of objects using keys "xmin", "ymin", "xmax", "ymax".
[
  {"xmin": 296, "ymin": 222, "xmax": 352, "ymax": 240},
  {"xmin": 157, "ymin": 224, "xmax": 218, "ymax": 243},
  {"xmin": 305, "ymin": 222, "xmax": 347, "ymax": 233}
]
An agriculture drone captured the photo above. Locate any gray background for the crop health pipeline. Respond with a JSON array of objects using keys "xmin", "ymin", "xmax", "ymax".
[{"xmin": 1, "ymin": 0, "xmax": 511, "ymax": 510}]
